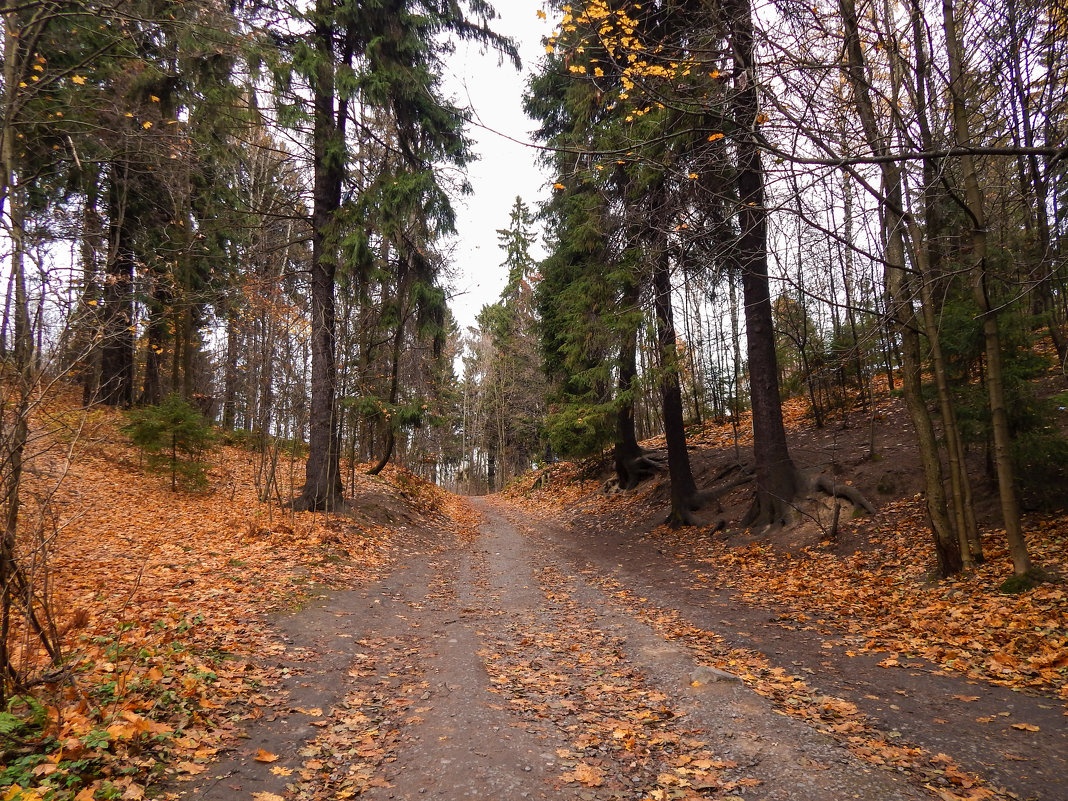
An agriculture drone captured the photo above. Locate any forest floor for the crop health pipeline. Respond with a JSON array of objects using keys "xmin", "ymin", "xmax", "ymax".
[{"xmin": 3, "ymin": 390, "xmax": 1066, "ymax": 801}]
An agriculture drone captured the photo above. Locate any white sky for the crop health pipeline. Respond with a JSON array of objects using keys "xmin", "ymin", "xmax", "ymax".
[{"xmin": 443, "ymin": 2, "xmax": 554, "ymax": 333}]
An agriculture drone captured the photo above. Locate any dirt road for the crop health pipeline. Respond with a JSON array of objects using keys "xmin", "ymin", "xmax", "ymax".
[{"xmin": 180, "ymin": 497, "xmax": 1064, "ymax": 801}]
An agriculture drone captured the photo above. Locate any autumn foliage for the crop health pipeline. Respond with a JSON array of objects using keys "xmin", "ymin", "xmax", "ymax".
[{"xmin": 2, "ymin": 395, "xmax": 460, "ymax": 801}]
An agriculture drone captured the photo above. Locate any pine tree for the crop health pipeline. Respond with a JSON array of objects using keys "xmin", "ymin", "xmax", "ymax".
[{"xmin": 270, "ymin": 0, "xmax": 517, "ymax": 510}]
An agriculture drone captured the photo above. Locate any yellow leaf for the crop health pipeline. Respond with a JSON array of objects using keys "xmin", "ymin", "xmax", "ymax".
[
  {"xmin": 252, "ymin": 794, "xmax": 285, "ymax": 801},
  {"xmin": 553, "ymin": 183, "xmax": 565, "ymax": 190},
  {"xmin": 150, "ymin": 94, "xmax": 160, "ymax": 102},
  {"xmin": 269, "ymin": 766, "xmax": 293, "ymax": 776},
  {"xmin": 142, "ymin": 121, "xmax": 153, "ymax": 129},
  {"xmin": 1011, "ymin": 723, "xmax": 1040, "ymax": 732},
  {"xmin": 561, "ymin": 763, "xmax": 605, "ymax": 787},
  {"xmin": 71, "ymin": 75, "xmax": 87, "ymax": 85},
  {"xmin": 536, "ymin": 9, "xmax": 546, "ymax": 18},
  {"xmin": 707, "ymin": 132, "xmax": 724, "ymax": 141},
  {"xmin": 254, "ymin": 748, "xmax": 280, "ymax": 763}
]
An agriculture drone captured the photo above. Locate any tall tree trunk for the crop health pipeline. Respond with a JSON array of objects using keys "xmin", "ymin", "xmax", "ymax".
[
  {"xmin": 222, "ymin": 308, "xmax": 238, "ymax": 430},
  {"xmin": 100, "ymin": 165, "xmax": 135, "ymax": 408},
  {"xmin": 839, "ymin": 0, "xmax": 962, "ymax": 574},
  {"xmin": 296, "ymin": 0, "xmax": 344, "ymax": 510},
  {"xmin": 79, "ymin": 181, "xmax": 103, "ymax": 405},
  {"xmin": 652, "ymin": 242, "xmax": 699, "ymax": 527},
  {"xmin": 725, "ymin": 0, "xmax": 800, "ymax": 528},
  {"xmin": 140, "ymin": 278, "xmax": 168, "ymax": 407},
  {"xmin": 367, "ymin": 305, "xmax": 406, "ymax": 476},
  {"xmin": 942, "ymin": 0, "xmax": 1030, "ymax": 575},
  {"xmin": 614, "ymin": 274, "xmax": 644, "ymax": 490},
  {"xmin": 907, "ymin": 0, "xmax": 980, "ymax": 566}
]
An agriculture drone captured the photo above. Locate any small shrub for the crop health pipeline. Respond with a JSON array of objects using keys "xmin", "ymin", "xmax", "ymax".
[{"xmin": 122, "ymin": 394, "xmax": 216, "ymax": 491}]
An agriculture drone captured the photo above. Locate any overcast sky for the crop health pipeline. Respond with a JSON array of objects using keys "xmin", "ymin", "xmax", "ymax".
[{"xmin": 442, "ymin": 3, "xmax": 553, "ymax": 334}]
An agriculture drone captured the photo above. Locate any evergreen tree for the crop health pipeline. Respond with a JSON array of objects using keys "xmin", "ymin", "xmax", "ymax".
[{"xmin": 267, "ymin": 0, "xmax": 517, "ymax": 510}]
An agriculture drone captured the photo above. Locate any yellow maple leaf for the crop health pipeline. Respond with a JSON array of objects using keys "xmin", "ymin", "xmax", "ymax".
[{"xmin": 71, "ymin": 75, "xmax": 87, "ymax": 85}]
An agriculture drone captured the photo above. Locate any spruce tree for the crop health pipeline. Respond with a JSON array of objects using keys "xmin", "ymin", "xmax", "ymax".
[{"xmin": 267, "ymin": 0, "xmax": 517, "ymax": 510}]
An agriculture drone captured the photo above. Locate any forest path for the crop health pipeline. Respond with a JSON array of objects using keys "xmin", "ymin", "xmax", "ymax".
[{"xmin": 178, "ymin": 496, "xmax": 1062, "ymax": 801}]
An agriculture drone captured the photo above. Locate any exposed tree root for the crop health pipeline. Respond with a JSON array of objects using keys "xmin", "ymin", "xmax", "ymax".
[
  {"xmin": 665, "ymin": 464, "xmax": 756, "ymax": 527},
  {"xmin": 811, "ymin": 474, "xmax": 877, "ymax": 514},
  {"xmin": 604, "ymin": 449, "xmax": 668, "ymax": 494},
  {"xmin": 722, "ymin": 467, "xmax": 876, "ymax": 532},
  {"xmin": 291, "ymin": 493, "xmax": 351, "ymax": 514}
]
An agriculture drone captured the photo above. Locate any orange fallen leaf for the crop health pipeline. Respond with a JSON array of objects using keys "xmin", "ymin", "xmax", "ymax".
[
  {"xmin": 561, "ymin": 762, "xmax": 605, "ymax": 787},
  {"xmin": 252, "ymin": 794, "xmax": 286, "ymax": 801},
  {"xmin": 1010, "ymin": 723, "xmax": 1040, "ymax": 732},
  {"xmin": 269, "ymin": 766, "xmax": 293, "ymax": 776},
  {"xmin": 254, "ymin": 748, "xmax": 280, "ymax": 763}
]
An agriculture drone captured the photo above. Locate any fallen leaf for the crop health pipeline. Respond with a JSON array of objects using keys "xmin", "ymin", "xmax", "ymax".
[
  {"xmin": 254, "ymin": 749, "xmax": 280, "ymax": 763},
  {"xmin": 561, "ymin": 762, "xmax": 605, "ymax": 787},
  {"xmin": 269, "ymin": 766, "xmax": 292, "ymax": 776},
  {"xmin": 1010, "ymin": 723, "xmax": 1040, "ymax": 732}
]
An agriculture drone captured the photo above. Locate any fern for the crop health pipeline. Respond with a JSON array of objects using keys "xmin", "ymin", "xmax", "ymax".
[{"xmin": 0, "ymin": 710, "xmax": 23, "ymax": 737}]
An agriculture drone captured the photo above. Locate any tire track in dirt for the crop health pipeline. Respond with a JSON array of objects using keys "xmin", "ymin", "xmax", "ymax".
[{"xmin": 179, "ymin": 498, "xmax": 944, "ymax": 800}]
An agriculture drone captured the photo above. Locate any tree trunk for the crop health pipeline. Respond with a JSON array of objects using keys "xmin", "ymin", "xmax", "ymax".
[
  {"xmin": 942, "ymin": 0, "xmax": 1031, "ymax": 575},
  {"xmin": 838, "ymin": 0, "xmax": 962, "ymax": 574},
  {"xmin": 367, "ymin": 305, "xmax": 406, "ymax": 477},
  {"xmin": 652, "ymin": 243, "xmax": 698, "ymax": 527},
  {"xmin": 614, "ymin": 275, "xmax": 644, "ymax": 489},
  {"xmin": 100, "ymin": 166, "xmax": 135, "ymax": 408},
  {"xmin": 139, "ymin": 278, "xmax": 168, "ymax": 407},
  {"xmin": 222, "ymin": 309, "xmax": 238, "ymax": 430},
  {"xmin": 725, "ymin": 0, "xmax": 800, "ymax": 527},
  {"xmin": 296, "ymin": 0, "xmax": 345, "ymax": 511},
  {"xmin": 907, "ymin": 0, "xmax": 980, "ymax": 566}
]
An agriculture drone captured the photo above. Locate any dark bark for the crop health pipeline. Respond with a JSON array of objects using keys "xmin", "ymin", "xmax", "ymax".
[
  {"xmin": 837, "ymin": 0, "xmax": 963, "ymax": 574},
  {"xmin": 296, "ymin": 0, "xmax": 345, "ymax": 511},
  {"xmin": 725, "ymin": 0, "xmax": 801, "ymax": 527},
  {"xmin": 99, "ymin": 169, "xmax": 135, "ymax": 408},
  {"xmin": 139, "ymin": 279, "xmax": 168, "ymax": 407},
  {"xmin": 79, "ymin": 182, "xmax": 103, "ymax": 406},
  {"xmin": 366, "ymin": 305, "xmax": 406, "ymax": 477},
  {"xmin": 221, "ymin": 310, "xmax": 238, "ymax": 430},
  {"xmin": 614, "ymin": 276, "xmax": 645, "ymax": 490},
  {"xmin": 652, "ymin": 244, "xmax": 699, "ymax": 527}
]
